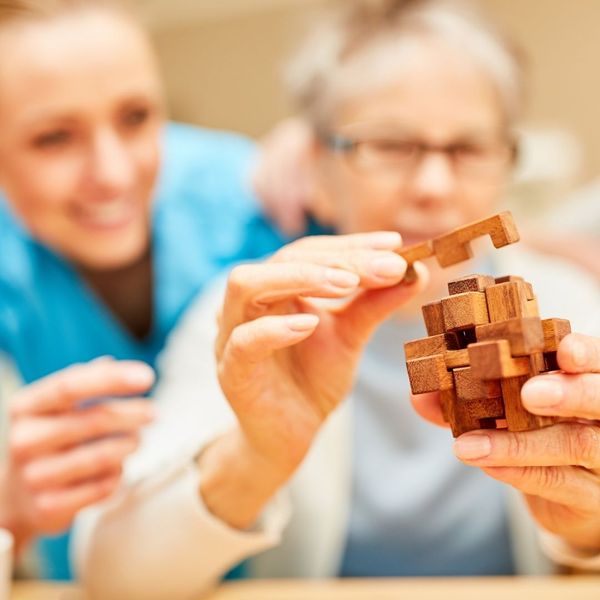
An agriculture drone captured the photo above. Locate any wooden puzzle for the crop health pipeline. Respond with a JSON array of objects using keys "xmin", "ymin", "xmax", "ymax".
[{"xmin": 402, "ymin": 213, "xmax": 572, "ymax": 437}]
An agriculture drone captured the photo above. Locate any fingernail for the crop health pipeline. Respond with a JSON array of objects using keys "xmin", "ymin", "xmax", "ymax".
[
  {"xmin": 370, "ymin": 254, "xmax": 407, "ymax": 279},
  {"xmin": 365, "ymin": 232, "xmax": 402, "ymax": 249},
  {"xmin": 326, "ymin": 268, "xmax": 360, "ymax": 289},
  {"xmin": 571, "ymin": 339, "xmax": 588, "ymax": 368},
  {"xmin": 522, "ymin": 378, "xmax": 564, "ymax": 409},
  {"xmin": 287, "ymin": 314, "xmax": 319, "ymax": 332},
  {"xmin": 125, "ymin": 365, "xmax": 155, "ymax": 387},
  {"xmin": 453, "ymin": 434, "xmax": 492, "ymax": 460}
]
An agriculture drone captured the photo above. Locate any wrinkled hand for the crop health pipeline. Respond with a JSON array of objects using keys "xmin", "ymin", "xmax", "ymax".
[
  {"xmin": 216, "ymin": 232, "xmax": 427, "ymax": 481},
  {"xmin": 1, "ymin": 357, "xmax": 154, "ymax": 550},
  {"xmin": 413, "ymin": 333, "xmax": 600, "ymax": 551}
]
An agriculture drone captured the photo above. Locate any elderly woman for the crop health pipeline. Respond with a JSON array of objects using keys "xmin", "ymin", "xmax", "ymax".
[{"xmin": 74, "ymin": 1, "xmax": 600, "ymax": 598}]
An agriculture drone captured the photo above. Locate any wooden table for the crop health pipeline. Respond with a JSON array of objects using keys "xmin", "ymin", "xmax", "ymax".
[{"xmin": 11, "ymin": 576, "xmax": 600, "ymax": 600}]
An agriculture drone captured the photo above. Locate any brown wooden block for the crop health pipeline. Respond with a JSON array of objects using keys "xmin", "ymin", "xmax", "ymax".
[
  {"xmin": 501, "ymin": 375, "xmax": 555, "ymax": 432},
  {"xmin": 444, "ymin": 348, "xmax": 471, "ymax": 369},
  {"xmin": 404, "ymin": 333, "xmax": 459, "ymax": 360},
  {"xmin": 441, "ymin": 292, "xmax": 490, "ymax": 331},
  {"xmin": 447, "ymin": 274, "xmax": 496, "ymax": 295},
  {"xmin": 432, "ymin": 212, "xmax": 520, "ymax": 268},
  {"xmin": 422, "ymin": 301, "xmax": 445, "ymax": 336},
  {"xmin": 542, "ymin": 318, "xmax": 572, "ymax": 352},
  {"xmin": 398, "ymin": 239, "xmax": 435, "ymax": 265},
  {"xmin": 485, "ymin": 281, "xmax": 529, "ymax": 321},
  {"xmin": 406, "ymin": 354, "xmax": 453, "ymax": 394},
  {"xmin": 446, "ymin": 395, "xmax": 504, "ymax": 437},
  {"xmin": 454, "ymin": 367, "xmax": 492, "ymax": 401},
  {"xmin": 475, "ymin": 317, "xmax": 544, "ymax": 356},
  {"xmin": 526, "ymin": 298, "xmax": 540, "ymax": 317},
  {"xmin": 494, "ymin": 276, "xmax": 533, "ymax": 300},
  {"xmin": 468, "ymin": 340, "xmax": 530, "ymax": 380}
]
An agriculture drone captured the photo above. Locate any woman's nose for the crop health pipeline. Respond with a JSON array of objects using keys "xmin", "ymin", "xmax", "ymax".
[
  {"xmin": 409, "ymin": 151, "xmax": 457, "ymax": 203},
  {"xmin": 88, "ymin": 129, "xmax": 135, "ymax": 195}
]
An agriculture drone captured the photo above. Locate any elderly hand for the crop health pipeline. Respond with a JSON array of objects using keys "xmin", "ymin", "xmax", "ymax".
[
  {"xmin": 413, "ymin": 333, "xmax": 600, "ymax": 551},
  {"xmin": 207, "ymin": 232, "xmax": 427, "ymax": 519},
  {"xmin": 0, "ymin": 357, "xmax": 154, "ymax": 553}
]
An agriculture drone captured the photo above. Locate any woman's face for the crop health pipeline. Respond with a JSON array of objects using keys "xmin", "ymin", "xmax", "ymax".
[
  {"xmin": 0, "ymin": 10, "xmax": 165, "ymax": 270},
  {"xmin": 315, "ymin": 40, "xmax": 515, "ymax": 247}
]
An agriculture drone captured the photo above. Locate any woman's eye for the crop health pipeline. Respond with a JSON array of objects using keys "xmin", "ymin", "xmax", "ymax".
[
  {"xmin": 32, "ymin": 130, "xmax": 72, "ymax": 149},
  {"xmin": 122, "ymin": 107, "xmax": 150, "ymax": 128}
]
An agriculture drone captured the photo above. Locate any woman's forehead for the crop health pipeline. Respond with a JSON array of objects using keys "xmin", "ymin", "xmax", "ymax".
[{"xmin": 0, "ymin": 11, "xmax": 160, "ymax": 122}]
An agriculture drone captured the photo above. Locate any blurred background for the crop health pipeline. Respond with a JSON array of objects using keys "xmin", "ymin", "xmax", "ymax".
[{"xmin": 135, "ymin": 0, "xmax": 600, "ymax": 181}]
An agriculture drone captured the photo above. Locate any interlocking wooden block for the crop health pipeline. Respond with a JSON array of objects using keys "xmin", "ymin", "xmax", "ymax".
[
  {"xmin": 501, "ymin": 374, "xmax": 555, "ymax": 432},
  {"xmin": 448, "ymin": 274, "xmax": 496, "ymax": 295},
  {"xmin": 432, "ymin": 212, "xmax": 519, "ymax": 268},
  {"xmin": 405, "ymin": 333, "xmax": 459, "ymax": 360},
  {"xmin": 468, "ymin": 340, "xmax": 530, "ymax": 380},
  {"xmin": 422, "ymin": 301, "xmax": 445, "ymax": 336},
  {"xmin": 444, "ymin": 348, "xmax": 471, "ymax": 369},
  {"xmin": 453, "ymin": 366, "xmax": 501, "ymax": 401},
  {"xmin": 406, "ymin": 354, "xmax": 453, "ymax": 394},
  {"xmin": 475, "ymin": 317, "xmax": 544, "ymax": 356},
  {"xmin": 485, "ymin": 281, "xmax": 529, "ymax": 321},
  {"xmin": 441, "ymin": 292, "xmax": 490, "ymax": 331},
  {"xmin": 542, "ymin": 318, "xmax": 572, "ymax": 352},
  {"xmin": 398, "ymin": 212, "xmax": 519, "ymax": 276}
]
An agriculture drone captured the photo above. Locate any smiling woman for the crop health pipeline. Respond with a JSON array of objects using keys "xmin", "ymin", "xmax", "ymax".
[{"xmin": 0, "ymin": 0, "xmax": 287, "ymax": 582}]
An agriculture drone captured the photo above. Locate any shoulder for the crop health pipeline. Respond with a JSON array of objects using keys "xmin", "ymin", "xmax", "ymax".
[{"xmin": 495, "ymin": 247, "xmax": 600, "ymax": 335}]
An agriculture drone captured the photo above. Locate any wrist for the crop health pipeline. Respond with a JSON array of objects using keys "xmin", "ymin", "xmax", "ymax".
[{"xmin": 197, "ymin": 429, "xmax": 291, "ymax": 530}]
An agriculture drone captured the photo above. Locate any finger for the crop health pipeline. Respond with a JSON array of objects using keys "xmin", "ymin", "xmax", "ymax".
[
  {"xmin": 339, "ymin": 261, "xmax": 429, "ymax": 345},
  {"xmin": 410, "ymin": 392, "xmax": 448, "ymax": 428},
  {"xmin": 11, "ymin": 360, "xmax": 155, "ymax": 416},
  {"xmin": 558, "ymin": 333, "xmax": 600, "ymax": 374},
  {"xmin": 21, "ymin": 435, "xmax": 139, "ymax": 491},
  {"xmin": 10, "ymin": 400, "xmax": 154, "ymax": 461},
  {"xmin": 274, "ymin": 231, "xmax": 402, "ymax": 257},
  {"xmin": 480, "ymin": 465, "xmax": 600, "ymax": 513},
  {"xmin": 453, "ymin": 422, "xmax": 600, "ymax": 469},
  {"xmin": 274, "ymin": 248, "xmax": 408, "ymax": 289},
  {"xmin": 522, "ymin": 372, "xmax": 600, "ymax": 420},
  {"xmin": 33, "ymin": 472, "xmax": 122, "ymax": 534},
  {"xmin": 219, "ymin": 313, "xmax": 319, "ymax": 388},
  {"xmin": 220, "ymin": 262, "xmax": 358, "ymax": 348}
]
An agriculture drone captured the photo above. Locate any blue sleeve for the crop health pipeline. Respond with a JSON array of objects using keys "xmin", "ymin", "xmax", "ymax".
[{"xmin": 156, "ymin": 123, "xmax": 291, "ymax": 266}]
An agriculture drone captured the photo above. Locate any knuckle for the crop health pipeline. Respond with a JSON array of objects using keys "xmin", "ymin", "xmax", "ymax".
[
  {"xmin": 578, "ymin": 375, "xmax": 600, "ymax": 413},
  {"xmin": 570, "ymin": 424, "xmax": 600, "ymax": 468},
  {"xmin": 536, "ymin": 466, "xmax": 565, "ymax": 490},
  {"xmin": 227, "ymin": 265, "xmax": 251, "ymax": 298},
  {"xmin": 506, "ymin": 433, "xmax": 530, "ymax": 459}
]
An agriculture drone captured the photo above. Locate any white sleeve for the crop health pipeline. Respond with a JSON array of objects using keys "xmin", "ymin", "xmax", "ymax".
[
  {"xmin": 539, "ymin": 530, "xmax": 600, "ymax": 571},
  {"xmin": 71, "ymin": 281, "xmax": 290, "ymax": 600}
]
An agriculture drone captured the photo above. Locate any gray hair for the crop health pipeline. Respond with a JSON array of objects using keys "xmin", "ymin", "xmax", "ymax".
[{"xmin": 285, "ymin": 0, "xmax": 526, "ymax": 131}]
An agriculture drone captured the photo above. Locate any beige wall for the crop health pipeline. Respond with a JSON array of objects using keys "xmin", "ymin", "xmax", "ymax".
[{"xmin": 150, "ymin": 0, "xmax": 600, "ymax": 179}]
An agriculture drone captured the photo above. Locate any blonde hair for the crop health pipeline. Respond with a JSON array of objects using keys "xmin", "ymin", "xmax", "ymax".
[
  {"xmin": 0, "ymin": 0, "xmax": 133, "ymax": 27},
  {"xmin": 286, "ymin": 0, "xmax": 526, "ymax": 131}
]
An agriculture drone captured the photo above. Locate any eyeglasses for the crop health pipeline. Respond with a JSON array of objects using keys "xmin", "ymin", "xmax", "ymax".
[{"xmin": 321, "ymin": 132, "xmax": 517, "ymax": 178}]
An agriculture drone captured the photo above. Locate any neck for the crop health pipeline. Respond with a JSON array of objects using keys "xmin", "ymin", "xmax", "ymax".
[{"xmin": 79, "ymin": 248, "xmax": 154, "ymax": 340}]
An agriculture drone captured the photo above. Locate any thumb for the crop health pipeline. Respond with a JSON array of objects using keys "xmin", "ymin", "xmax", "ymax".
[{"xmin": 340, "ymin": 262, "xmax": 429, "ymax": 347}]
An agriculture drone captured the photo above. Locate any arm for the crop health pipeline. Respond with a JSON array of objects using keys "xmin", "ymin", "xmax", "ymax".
[{"xmin": 75, "ymin": 232, "xmax": 427, "ymax": 600}]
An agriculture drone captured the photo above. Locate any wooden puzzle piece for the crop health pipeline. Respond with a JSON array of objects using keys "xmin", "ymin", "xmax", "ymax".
[
  {"xmin": 421, "ymin": 301, "xmax": 445, "ymax": 336},
  {"xmin": 468, "ymin": 340, "xmax": 530, "ymax": 380},
  {"xmin": 441, "ymin": 292, "xmax": 490, "ymax": 331},
  {"xmin": 405, "ymin": 333, "xmax": 459, "ymax": 360},
  {"xmin": 485, "ymin": 280, "xmax": 530, "ymax": 321},
  {"xmin": 475, "ymin": 317, "xmax": 544, "ymax": 356},
  {"xmin": 406, "ymin": 354, "xmax": 453, "ymax": 394},
  {"xmin": 398, "ymin": 212, "xmax": 519, "ymax": 280},
  {"xmin": 447, "ymin": 274, "xmax": 496, "ymax": 295},
  {"xmin": 542, "ymin": 318, "xmax": 572, "ymax": 352}
]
